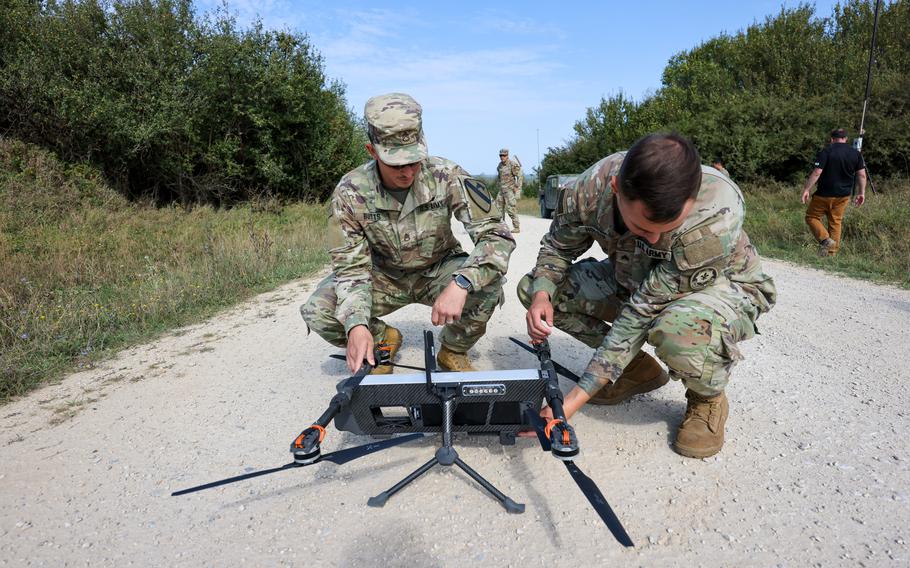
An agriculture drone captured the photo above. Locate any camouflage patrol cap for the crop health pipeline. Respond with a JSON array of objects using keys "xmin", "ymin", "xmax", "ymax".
[
  {"xmin": 364, "ymin": 93, "xmax": 428, "ymax": 166},
  {"xmin": 499, "ymin": 148, "xmax": 509, "ymax": 156}
]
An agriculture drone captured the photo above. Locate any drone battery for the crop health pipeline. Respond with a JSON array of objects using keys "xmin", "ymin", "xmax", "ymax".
[{"xmin": 333, "ymin": 369, "xmax": 545, "ymax": 436}]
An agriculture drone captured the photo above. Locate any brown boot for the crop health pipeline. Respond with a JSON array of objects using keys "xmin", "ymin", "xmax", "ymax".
[
  {"xmin": 370, "ymin": 325, "xmax": 402, "ymax": 375},
  {"xmin": 436, "ymin": 346, "xmax": 476, "ymax": 372},
  {"xmin": 588, "ymin": 351, "xmax": 669, "ymax": 405},
  {"xmin": 673, "ymin": 390, "xmax": 729, "ymax": 458}
]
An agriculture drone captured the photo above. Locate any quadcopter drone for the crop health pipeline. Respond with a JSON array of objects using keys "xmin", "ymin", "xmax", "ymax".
[{"xmin": 172, "ymin": 331, "xmax": 634, "ymax": 547}]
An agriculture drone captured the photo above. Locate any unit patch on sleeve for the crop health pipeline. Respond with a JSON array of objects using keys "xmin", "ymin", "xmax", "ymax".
[
  {"xmin": 464, "ymin": 178, "xmax": 492, "ymax": 213},
  {"xmin": 689, "ymin": 266, "xmax": 718, "ymax": 290}
]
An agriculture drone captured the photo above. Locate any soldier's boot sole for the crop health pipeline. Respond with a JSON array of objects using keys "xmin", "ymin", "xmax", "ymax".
[
  {"xmin": 588, "ymin": 352, "xmax": 669, "ymax": 406},
  {"xmin": 673, "ymin": 392, "xmax": 729, "ymax": 459}
]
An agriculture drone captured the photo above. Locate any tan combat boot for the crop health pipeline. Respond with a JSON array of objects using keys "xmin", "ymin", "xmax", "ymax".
[
  {"xmin": 588, "ymin": 351, "xmax": 669, "ymax": 405},
  {"xmin": 370, "ymin": 325, "xmax": 402, "ymax": 375},
  {"xmin": 673, "ymin": 390, "xmax": 729, "ymax": 458},
  {"xmin": 436, "ymin": 346, "xmax": 476, "ymax": 372}
]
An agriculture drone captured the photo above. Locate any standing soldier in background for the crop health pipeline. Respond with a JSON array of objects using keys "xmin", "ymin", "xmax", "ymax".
[
  {"xmin": 520, "ymin": 133, "xmax": 776, "ymax": 458},
  {"xmin": 800, "ymin": 128, "xmax": 867, "ymax": 257},
  {"xmin": 301, "ymin": 93, "xmax": 515, "ymax": 374},
  {"xmin": 496, "ymin": 148, "xmax": 523, "ymax": 234}
]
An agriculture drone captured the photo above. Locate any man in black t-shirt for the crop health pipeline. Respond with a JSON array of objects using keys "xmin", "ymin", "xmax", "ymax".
[{"xmin": 800, "ymin": 128, "xmax": 867, "ymax": 257}]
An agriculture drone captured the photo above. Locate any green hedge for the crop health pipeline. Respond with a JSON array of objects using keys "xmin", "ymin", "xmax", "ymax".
[
  {"xmin": 0, "ymin": 0, "xmax": 367, "ymax": 204},
  {"xmin": 540, "ymin": 1, "xmax": 910, "ymax": 183}
]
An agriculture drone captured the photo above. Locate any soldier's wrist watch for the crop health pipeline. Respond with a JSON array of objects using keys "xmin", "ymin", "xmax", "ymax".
[{"xmin": 453, "ymin": 274, "xmax": 473, "ymax": 292}]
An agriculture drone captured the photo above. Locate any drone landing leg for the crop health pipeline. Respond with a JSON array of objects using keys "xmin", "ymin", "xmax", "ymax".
[{"xmin": 367, "ymin": 397, "xmax": 525, "ymax": 514}]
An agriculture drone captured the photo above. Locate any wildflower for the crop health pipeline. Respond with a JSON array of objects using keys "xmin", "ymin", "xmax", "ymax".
[{"xmin": 20, "ymin": 332, "xmax": 29, "ymax": 340}]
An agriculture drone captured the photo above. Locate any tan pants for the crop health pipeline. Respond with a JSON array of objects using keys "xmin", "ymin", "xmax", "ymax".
[{"xmin": 805, "ymin": 195, "xmax": 850, "ymax": 255}]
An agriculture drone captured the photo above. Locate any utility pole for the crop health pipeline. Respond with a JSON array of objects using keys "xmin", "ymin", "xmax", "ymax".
[
  {"xmin": 856, "ymin": 0, "xmax": 881, "ymax": 193},
  {"xmin": 536, "ymin": 128, "xmax": 541, "ymax": 193}
]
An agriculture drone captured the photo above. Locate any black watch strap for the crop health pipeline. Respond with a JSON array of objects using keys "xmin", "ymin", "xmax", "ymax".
[{"xmin": 453, "ymin": 274, "xmax": 473, "ymax": 291}]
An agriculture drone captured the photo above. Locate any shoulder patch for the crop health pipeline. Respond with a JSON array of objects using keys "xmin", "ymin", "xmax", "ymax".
[
  {"xmin": 689, "ymin": 267, "xmax": 718, "ymax": 290},
  {"xmin": 464, "ymin": 178, "xmax": 492, "ymax": 213}
]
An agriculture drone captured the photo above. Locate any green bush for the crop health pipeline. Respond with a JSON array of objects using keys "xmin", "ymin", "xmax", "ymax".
[
  {"xmin": 0, "ymin": 0, "xmax": 367, "ymax": 204},
  {"xmin": 540, "ymin": 1, "xmax": 910, "ymax": 183}
]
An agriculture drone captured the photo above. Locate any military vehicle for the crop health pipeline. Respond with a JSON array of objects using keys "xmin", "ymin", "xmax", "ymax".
[{"xmin": 538, "ymin": 174, "xmax": 579, "ymax": 219}]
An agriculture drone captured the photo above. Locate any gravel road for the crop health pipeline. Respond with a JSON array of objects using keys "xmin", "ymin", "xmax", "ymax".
[{"xmin": 2, "ymin": 215, "xmax": 908, "ymax": 567}]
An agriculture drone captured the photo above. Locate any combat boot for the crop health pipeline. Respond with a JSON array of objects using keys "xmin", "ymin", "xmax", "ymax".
[
  {"xmin": 673, "ymin": 390, "xmax": 729, "ymax": 458},
  {"xmin": 512, "ymin": 227, "xmax": 521, "ymax": 234},
  {"xmin": 370, "ymin": 325, "xmax": 402, "ymax": 375},
  {"xmin": 588, "ymin": 351, "xmax": 669, "ymax": 405},
  {"xmin": 436, "ymin": 346, "xmax": 476, "ymax": 372}
]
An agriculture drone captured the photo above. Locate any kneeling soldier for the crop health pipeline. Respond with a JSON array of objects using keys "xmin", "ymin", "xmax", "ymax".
[
  {"xmin": 302, "ymin": 93, "xmax": 515, "ymax": 375},
  {"xmin": 520, "ymin": 133, "xmax": 776, "ymax": 458}
]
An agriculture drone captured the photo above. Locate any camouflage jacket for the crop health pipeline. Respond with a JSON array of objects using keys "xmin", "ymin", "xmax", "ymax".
[
  {"xmin": 497, "ymin": 158, "xmax": 522, "ymax": 192},
  {"xmin": 327, "ymin": 157, "xmax": 515, "ymax": 333},
  {"xmin": 530, "ymin": 152, "xmax": 777, "ymax": 394}
]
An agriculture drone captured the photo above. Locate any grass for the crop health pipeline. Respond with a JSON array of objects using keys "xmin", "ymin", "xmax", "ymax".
[
  {"xmin": 740, "ymin": 180, "xmax": 910, "ymax": 287},
  {"xmin": 1, "ymin": 139, "xmax": 329, "ymax": 401}
]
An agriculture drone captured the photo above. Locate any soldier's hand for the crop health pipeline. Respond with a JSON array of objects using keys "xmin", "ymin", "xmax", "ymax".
[
  {"xmin": 800, "ymin": 188, "xmax": 810, "ymax": 204},
  {"xmin": 346, "ymin": 325, "xmax": 375, "ymax": 374},
  {"xmin": 526, "ymin": 291, "xmax": 554, "ymax": 343},
  {"xmin": 517, "ymin": 404, "xmax": 555, "ymax": 438},
  {"xmin": 432, "ymin": 281, "xmax": 468, "ymax": 326},
  {"xmin": 854, "ymin": 193, "xmax": 865, "ymax": 206}
]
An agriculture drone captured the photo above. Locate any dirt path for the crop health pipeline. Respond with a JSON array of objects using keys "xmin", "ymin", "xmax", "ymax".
[{"xmin": 2, "ymin": 216, "xmax": 908, "ymax": 567}]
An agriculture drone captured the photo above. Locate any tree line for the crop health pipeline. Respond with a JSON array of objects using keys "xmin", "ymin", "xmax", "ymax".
[
  {"xmin": 0, "ymin": 0, "xmax": 368, "ymax": 205},
  {"xmin": 540, "ymin": 1, "xmax": 910, "ymax": 184}
]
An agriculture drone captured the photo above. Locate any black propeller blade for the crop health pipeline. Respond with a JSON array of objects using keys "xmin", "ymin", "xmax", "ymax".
[
  {"xmin": 328, "ymin": 354, "xmax": 426, "ymax": 373},
  {"xmin": 171, "ymin": 462, "xmax": 302, "ymax": 496},
  {"xmin": 171, "ymin": 433, "xmax": 424, "ymax": 497},
  {"xmin": 318, "ymin": 433, "xmax": 424, "ymax": 466},
  {"xmin": 523, "ymin": 408, "xmax": 634, "ymax": 547},
  {"xmin": 508, "ymin": 337, "xmax": 581, "ymax": 383}
]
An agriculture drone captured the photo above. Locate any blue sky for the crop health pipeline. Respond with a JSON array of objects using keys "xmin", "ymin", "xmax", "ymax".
[{"xmin": 194, "ymin": 0, "xmax": 843, "ymax": 176}]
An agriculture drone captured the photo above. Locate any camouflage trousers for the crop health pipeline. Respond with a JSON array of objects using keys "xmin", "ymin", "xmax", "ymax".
[
  {"xmin": 517, "ymin": 258, "xmax": 758, "ymax": 396},
  {"xmin": 301, "ymin": 254, "xmax": 504, "ymax": 353},
  {"xmin": 496, "ymin": 186, "xmax": 520, "ymax": 230}
]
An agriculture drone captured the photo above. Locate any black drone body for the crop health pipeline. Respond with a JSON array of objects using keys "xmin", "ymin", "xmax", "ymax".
[{"xmin": 172, "ymin": 331, "xmax": 634, "ymax": 548}]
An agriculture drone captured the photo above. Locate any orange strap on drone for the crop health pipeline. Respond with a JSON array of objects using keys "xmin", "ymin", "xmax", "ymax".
[
  {"xmin": 377, "ymin": 343, "xmax": 392, "ymax": 352},
  {"xmin": 544, "ymin": 418, "xmax": 571, "ymax": 445},
  {"xmin": 294, "ymin": 425, "xmax": 326, "ymax": 448}
]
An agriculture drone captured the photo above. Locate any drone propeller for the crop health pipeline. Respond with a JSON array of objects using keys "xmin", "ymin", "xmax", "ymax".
[
  {"xmin": 509, "ymin": 337, "xmax": 581, "ymax": 383},
  {"xmin": 328, "ymin": 353, "xmax": 426, "ymax": 373},
  {"xmin": 524, "ymin": 408, "xmax": 634, "ymax": 548},
  {"xmin": 171, "ymin": 433, "xmax": 424, "ymax": 497}
]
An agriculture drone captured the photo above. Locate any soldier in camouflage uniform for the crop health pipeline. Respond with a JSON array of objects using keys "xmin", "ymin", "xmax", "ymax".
[
  {"xmin": 520, "ymin": 133, "xmax": 776, "ymax": 458},
  {"xmin": 301, "ymin": 93, "xmax": 515, "ymax": 375},
  {"xmin": 496, "ymin": 148, "xmax": 523, "ymax": 233}
]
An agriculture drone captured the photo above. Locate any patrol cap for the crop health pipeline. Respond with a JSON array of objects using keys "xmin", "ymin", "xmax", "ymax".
[
  {"xmin": 364, "ymin": 93, "xmax": 428, "ymax": 166},
  {"xmin": 499, "ymin": 148, "xmax": 509, "ymax": 156},
  {"xmin": 830, "ymin": 128, "xmax": 847, "ymax": 139}
]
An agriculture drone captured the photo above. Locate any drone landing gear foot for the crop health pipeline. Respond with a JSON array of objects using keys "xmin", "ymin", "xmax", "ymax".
[{"xmin": 367, "ymin": 447, "xmax": 525, "ymax": 514}]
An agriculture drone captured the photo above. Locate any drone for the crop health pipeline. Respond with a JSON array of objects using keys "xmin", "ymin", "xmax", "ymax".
[{"xmin": 172, "ymin": 330, "xmax": 634, "ymax": 548}]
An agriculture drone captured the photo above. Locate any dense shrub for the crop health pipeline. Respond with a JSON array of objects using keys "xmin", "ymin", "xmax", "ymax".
[
  {"xmin": 0, "ymin": 0, "xmax": 367, "ymax": 204},
  {"xmin": 540, "ymin": 1, "xmax": 910, "ymax": 183}
]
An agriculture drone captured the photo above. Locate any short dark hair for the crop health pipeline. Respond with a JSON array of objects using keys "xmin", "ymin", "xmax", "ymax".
[
  {"xmin": 830, "ymin": 128, "xmax": 847, "ymax": 139},
  {"xmin": 617, "ymin": 133, "xmax": 702, "ymax": 223}
]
